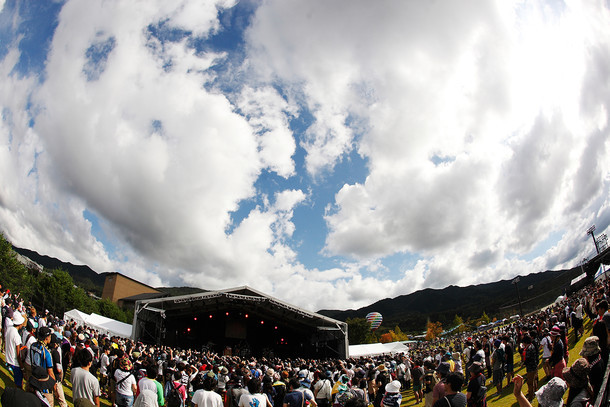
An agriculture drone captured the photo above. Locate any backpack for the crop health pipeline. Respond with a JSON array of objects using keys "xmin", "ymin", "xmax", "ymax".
[
  {"xmin": 166, "ymin": 382, "xmax": 183, "ymax": 407},
  {"xmin": 30, "ymin": 341, "xmax": 48, "ymax": 368},
  {"xmin": 423, "ymin": 372, "xmax": 436, "ymax": 394}
]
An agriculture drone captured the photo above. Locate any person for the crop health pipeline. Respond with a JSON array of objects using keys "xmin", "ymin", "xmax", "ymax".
[
  {"xmin": 21, "ymin": 319, "xmax": 38, "ymax": 384},
  {"xmin": 451, "ymin": 353, "xmax": 463, "ymax": 375},
  {"xmin": 314, "ymin": 371, "xmax": 332, "ymax": 407},
  {"xmin": 540, "ymin": 329, "xmax": 553, "ymax": 380},
  {"xmin": 490, "ymin": 340, "xmax": 504, "ymax": 396},
  {"xmin": 30, "ymin": 326, "xmax": 55, "ymax": 382},
  {"xmin": 502, "ymin": 336, "xmax": 514, "ymax": 387},
  {"xmin": 520, "ymin": 335, "xmax": 538, "ymax": 401},
  {"xmin": 99, "ymin": 345, "xmax": 111, "ymax": 398},
  {"xmin": 115, "ymin": 356, "xmax": 137, "ymax": 407},
  {"xmin": 137, "ymin": 361, "xmax": 164, "ymax": 407},
  {"xmin": 433, "ymin": 372, "xmax": 466, "ymax": 407},
  {"xmin": 284, "ymin": 377, "xmax": 316, "ymax": 407},
  {"xmin": 192, "ymin": 371, "xmax": 224, "ymax": 407},
  {"xmin": 563, "ymin": 358, "xmax": 593, "ymax": 407},
  {"xmin": 422, "ymin": 360, "xmax": 438, "ymax": 407},
  {"xmin": 512, "ymin": 375, "xmax": 566, "ymax": 407},
  {"xmin": 411, "ymin": 359, "xmax": 424, "ymax": 404},
  {"xmin": 166, "ymin": 370, "xmax": 187, "ymax": 407},
  {"xmin": 465, "ymin": 362, "xmax": 486, "ymax": 407},
  {"xmin": 5, "ymin": 311, "xmax": 26, "ymax": 388},
  {"xmin": 380, "ymin": 380, "xmax": 401, "ymax": 407},
  {"xmin": 1, "ymin": 364, "xmax": 58, "ymax": 407},
  {"xmin": 431, "ymin": 362, "xmax": 449, "ymax": 406},
  {"xmin": 580, "ymin": 336, "xmax": 603, "ymax": 398},
  {"xmin": 71, "ymin": 348, "xmax": 101, "ymax": 407},
  {"xmin": 592, "ymin": 300, "xmax": 609, "ymax": 365},
  {"xmin": 548, "ymin": 327, "xmax": 566, "ymax": 379},
  {"xmin": 239, "ymin": 377, "xmax": 272, "ymax": 407},
  {"xmin": 49, "ymin": 333, "xmax": 67, "ymax": 407}
]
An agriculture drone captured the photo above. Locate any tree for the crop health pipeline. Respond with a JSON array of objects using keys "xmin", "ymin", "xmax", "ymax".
[
  {"xmin": 453, "ymin": 314, "xmax": 463, "ymax": 328},
  {"xmin": 480, "ymin": 312, "xmax": 490, "ymax": 324},
  {"xmin": 380, "ymin": 333, "xmax": 393, "ymax": 343},
  {"xmin": 390, "ymin": 325, "xmax": 409, "ymax": 342},
  {"xmin": 425, "ymin": 320, "xmax": 443, "ymax": 341},
  {"xmin": 347, "ymin": 317, "xmax": 375, "ymax": 345}
]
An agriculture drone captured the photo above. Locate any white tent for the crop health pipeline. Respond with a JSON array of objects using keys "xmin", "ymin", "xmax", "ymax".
[
  {"xmin": 349, "ymin": 341, "xmax": 410, "ymax": 357},
  {"xmin": 63, "ymin": 309, "xmax": 89, "ymax": 326},
  {"xmin": 63, "ymin": 309, "xmax": 132, "ymax": 338}
]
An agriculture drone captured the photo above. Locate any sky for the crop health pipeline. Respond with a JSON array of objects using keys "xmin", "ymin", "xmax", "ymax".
[{"xmin": 0, "ymin": 0, "xmax": 609, "ymax": 313}]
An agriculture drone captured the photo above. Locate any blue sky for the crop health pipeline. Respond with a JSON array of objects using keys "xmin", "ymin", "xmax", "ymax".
[{"xmin": 0, "ymin": 0, "xmax": 609, "ymax": 311}]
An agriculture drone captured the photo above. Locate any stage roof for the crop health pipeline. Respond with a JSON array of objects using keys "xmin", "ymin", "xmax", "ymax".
[{"xmin": 134, "ymin": 285, "xmax": 347, "ymax": 333}]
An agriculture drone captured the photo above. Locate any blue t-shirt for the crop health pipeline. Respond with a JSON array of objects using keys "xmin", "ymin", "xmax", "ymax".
[
  {"xmin": 30, "ymin": 341, "xmax": 53, "ymax": 370},
  {"xmin": 284, "ymin": 390, "xmax": 312, "ymax": 407}
]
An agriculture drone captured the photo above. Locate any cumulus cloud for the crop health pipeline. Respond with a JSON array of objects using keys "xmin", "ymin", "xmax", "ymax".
[{"xmin": 0, "ymin": 0, "xmax": 609, "ymax": 313}]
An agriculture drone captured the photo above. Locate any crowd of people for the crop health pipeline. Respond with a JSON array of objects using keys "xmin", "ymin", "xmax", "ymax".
[{"xmin": 0, "ymin": 277, "xmax": 608, "ymax": 407}]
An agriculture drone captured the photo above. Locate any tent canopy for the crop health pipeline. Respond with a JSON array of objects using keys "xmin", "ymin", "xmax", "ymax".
[
  {"xmin": 63, "ymin": 309, "xmax": 132, "ymax": 339},
  {"xmin": 348, "ymin": 341, "xmax": 410, "ymax": 358}
]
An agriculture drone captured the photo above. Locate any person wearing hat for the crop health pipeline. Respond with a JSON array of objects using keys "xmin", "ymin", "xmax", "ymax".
[
  {"xmin": 30, "ymin": 326, "xmax": 55, "ymax": 383},
  {"xmin": 580, "ymin": 336, "xmax": 603, "ymax": 398},
  {"xmin": 513, "ymin": 375, "xmax": 566, "ymax": 407},
  {"xmin": 381, "ymin": 380, "xmax": 402, "ymax": 407},
  {"xmin": 115, "ymin": 356, "xmax": 137, "ymax": 407},
  {"xmin": 451, "ymin": 353, "xmax": 463, "ymax": 375},
  {"xmin": 548, "ymin": 327, "xmax": 566, "ymax": 380},
  {"xmin": 465, "ymin": 362, "xmax": 486, "ymax": 407},
  {"xmin": 28, "ymin": 365, "xmax": 56, "ymax": 406},
  {"xmin": 563, "ymin": 358, "xmax": 593, "ymax": 406},
  {"xmin": 431, "ymin": 362, "xmax": 450, "ymax": 407},
  {"xmin": 4, "ymin": 311, "xmax": 26, "ymax": 388}
]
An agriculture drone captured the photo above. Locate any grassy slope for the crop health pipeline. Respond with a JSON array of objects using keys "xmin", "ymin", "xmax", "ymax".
[{"xmin": 0, "ymin": 316, "xmax": 594, "ymax": 407}]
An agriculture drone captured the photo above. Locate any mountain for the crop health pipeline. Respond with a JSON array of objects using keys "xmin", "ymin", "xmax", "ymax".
[
  {"xmin": 318, "ymin": 267, "xmax": 584, "ymax": 333},
  {"xmin": 12, "ymin": 246, "xmax": 108, "ymax": 296}
]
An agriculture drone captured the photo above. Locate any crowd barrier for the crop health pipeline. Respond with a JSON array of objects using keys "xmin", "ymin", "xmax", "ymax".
[{"xmin": 594, "ymin": 356, "xmax": 610, "ymax": 407}]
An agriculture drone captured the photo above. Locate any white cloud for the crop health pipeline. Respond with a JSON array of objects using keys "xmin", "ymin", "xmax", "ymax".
[{"xmin": 0, "ymin": 0, "xmax": 609, "ymax": 313}]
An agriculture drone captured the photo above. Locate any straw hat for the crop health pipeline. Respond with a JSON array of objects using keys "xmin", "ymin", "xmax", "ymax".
[{"xmin": 580, "ymin": 336, "xmax": 601, "ymax": 357}]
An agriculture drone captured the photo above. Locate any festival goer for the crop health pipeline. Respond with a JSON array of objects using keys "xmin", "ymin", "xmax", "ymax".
[
  {"xmin": 521, "ymin": 335, "xmax": 538, "ymax": 401},
  {"xmin": 512, "ymin": 375, "xmax": 566, "ymax": 407},
  {"xmin": 238, "ymin": 377, "xmax": 272, "ymax": 407},
  {"xmin": 5, "ymin": 311, "xmax": 26, "ymax": 388},
  {"xmin": 380, "ymin": 380, "xmax": 401, "ymax": 407},
  {"xmin": 548, "ymin": 327, "xmax": 566, "ymax": 379},
  {"xmin": 563, "ymin": 358, "xmax": 593, "ymax": 407},
  {"xmin": 115, "ymin": 356, "xmax": 137, "ymax": 407},
  {"xmin": 465, "ymin": 362, "xmax": 486, "ymax": 407},
  {"xmin": 433, "ymin": 372, "xmax": 466, "ymax": 407},
  {"xmin": 192, "ymin": 371, "xmax": 224, "ymax": 407},
  {"xmin": 580, "ymin": 336, "xmax": 603, "ymax": 398},
  {"xmin": 71, "ymin": 348, "xmax": 101, "ymax": 407},
  {"xmin": 314, "ymin": 371, "xmax": 332, "ymax": 407}
]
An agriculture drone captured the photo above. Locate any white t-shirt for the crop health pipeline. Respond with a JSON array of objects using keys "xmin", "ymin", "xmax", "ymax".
[
  {"xmin": 23, "ymin": 333, "xmax": 37, "ymax": 365},
  {"xmin": 115, "ymin": 369, "xmax": 137, "ymax": 396},
  {"xmin": 238, "ymin": 393, "xmax": 268, "ymax": 407},
  {"xmin": 192, "ymin": 389, "xmax": 224, "ymax": 407},
  {"xmin": 4, "ymin": 325, "xmax": 21, "ymax": 366},
  {"xmin": 540, "ymin": 336, "xmax": 552, "ymax": 359},
  {"xmin": 314, "ymin": 379, "xmax": 331, "ymax": 400}
]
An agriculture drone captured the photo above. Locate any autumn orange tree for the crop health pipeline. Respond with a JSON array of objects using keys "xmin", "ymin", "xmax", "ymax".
[{"xmin": 425, "ymin": 320, "xmax": 443, "ymax": 341}]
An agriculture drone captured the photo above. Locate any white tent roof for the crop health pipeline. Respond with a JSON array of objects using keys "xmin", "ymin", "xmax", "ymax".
[
  {"xmin": 349, "ymin": 341, "xmax": 410, "ymax": 357},
  {"xmin": 63, "ymin": 309, "xmax": 89, "ymax": 325},
  {"xmin": 63, "ymin": 309, "xmax": 132, "ymax": 338}
]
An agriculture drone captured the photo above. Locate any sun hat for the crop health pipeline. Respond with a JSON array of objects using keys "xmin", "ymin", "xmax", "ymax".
[
  {"xmin": 550, "ymin": 326, "xmax": 561, "ymax": 336},
  {"xmin": 562, "ymin": 358, "xmax": 590, "ymax": 389},
  {"xmin": 29, "ymin": 366, "xmax": 56, "ymax": 392},
  {"xmin": 452, "ymin": 352, "xmax": 461, "ymax": 361},
  {"xmin": 580, "ymin": 336, "xmax": 601, "ymax": 357},
  {"xmin": 12, "ymin": 312, "xmax": 25, "ymax": 326},
  {"xmin": 385, "ymin": 380, "xmax": 401, "ymax": 393},
  {"xmin": 119, "ymin": 357, "xmax": 133, "ymax": 371},
  {"xmin": 535, "ymin": 377, "xmax": 567, "ymax": 407}
]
